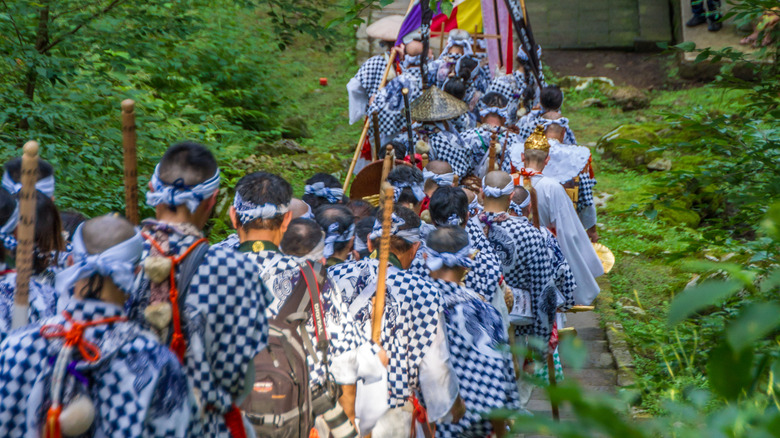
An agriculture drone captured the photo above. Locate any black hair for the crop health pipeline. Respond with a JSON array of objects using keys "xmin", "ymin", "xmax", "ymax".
[
  {"xmin": 34, "ymin": 192, "xmax": 64, "ymax": 274},
  {"xmin": 4, "ymin": 157, "xmax": 54, "ymax": 183},
  {"xmin": 455, "ymin": 56, "xmax": 479, "ymax": 80},
  {"xmin": 346, "ymin": 199, "xmax": 376, "ymax": 221},
  {"xmin": 355, "ymin": 216, "xmax": 376, "ymax": 258},
  {"xmin": 158, "ymin": 141, "xmax": 218, "ymax": 186},
  {"xmin": 427, "ymin": 225, "xmax": 470, "ymax": 256},
  {"xmin": 60, "ymin": 210, "xmax": 87, "ymax": 243},
  {"xmin": 443, "ymin": 77, "xmax": 466, "ymax": 100},
  {"xmin": 302, "ymin": 173, "xmax": 344, "ymax": 212},
  {"xmin": 235, "ymin": 172, "xmax": 293, "ymax": 230},
  {"xmin": 387, "ymin": 166, "xmax": 424, "ymax": 207},
  {"xmin": 0, "ymin": 188, "xmax": 15, "ymax": 262},
  {"xmin": 379, "ymin": 141, "xmax": 407, "ymax": 160},
  {"xmin": 315, "ymin": 205, "xmax": 355, "ymax": 254},
  {"xmin": 280, "ymin": 218, "xmax": 323, "ymax": 258},
  {"xmin": 372, "ymin": 205, "xmax": 420, "ymax": 254},
  {"xmin": 540, "ymin": 85, "xmax": 563, "ymax": 111},
  {"xmin": 429, "ymin": 186, "xmax": 468, "ymax": 227},
  {"xmin": 481, "ymin": 92, "xmax": 509, "ymax": 109}
]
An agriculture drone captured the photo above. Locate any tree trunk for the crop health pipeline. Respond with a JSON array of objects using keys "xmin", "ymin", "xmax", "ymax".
[{"xmin": 19, "ymin": 3, "xmax": 50, "ymax": 132}]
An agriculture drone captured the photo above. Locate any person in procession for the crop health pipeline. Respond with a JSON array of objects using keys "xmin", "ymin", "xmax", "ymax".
[
  {"xmin": 327, "ymin": 205, "xmax": 465, "ymax": 437},
  {"xmin": 0, "ymin": 214, "xmax": 196, "ymax": 437},
  {"xmin": 130, "ymin": 141, "xmax": 269, "ymax": 437},
  {"xmin": 224, "ymin": 171, "xmax": 382, "ymax": 434},
  {"xmin": 520, "ymin": 126, "xmax": 604, "ymax": 306},
  {"xmin": 0, "ymin": 188, "xmax": 62, "ymax": 342}
]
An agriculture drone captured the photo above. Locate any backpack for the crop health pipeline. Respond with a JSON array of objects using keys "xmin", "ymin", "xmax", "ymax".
[{"xmin": 241, "ymin": 260, "xmax": 347, "ymax": 438}]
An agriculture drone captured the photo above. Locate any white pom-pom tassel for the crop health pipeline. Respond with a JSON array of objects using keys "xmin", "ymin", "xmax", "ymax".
[{"xmin": 59, "ymin": 395, "xmax": 95, "ymax": 437}]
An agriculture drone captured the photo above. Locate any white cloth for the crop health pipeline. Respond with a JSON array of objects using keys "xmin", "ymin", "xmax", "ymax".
[
  {"xmin": 531, "ymin": 173, "xmax": 603, "ymax": 305},
  {"xmin": 510, "ymin": 139, "xmax": 590, "ymax": 183},
  {"xmin": 347, "ymin": 76, "xmax": 369, "ymax": 125}
]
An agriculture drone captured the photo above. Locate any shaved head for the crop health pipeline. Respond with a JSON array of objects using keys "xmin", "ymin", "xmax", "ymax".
[
  {"xmin": 82, "ymin": 215, "xmax": 136, "ymax": 255},
  {"xmin": 545, "ymin": 124, "xmax": 565, "ymax": 142},
  {"xmin": 484, "ymin": 170, "xmax": 512, "ymax": 191},
  {"xmin": 290, "ymin": 199, "xmax": 311, "ymax": 219},
  {"xmin": 425, "ymin": 160, "xmax": 453, "ymax": 174},
  {"xmin": 462, "ymin": 187, "xmax": 476, "ymax": 203}
]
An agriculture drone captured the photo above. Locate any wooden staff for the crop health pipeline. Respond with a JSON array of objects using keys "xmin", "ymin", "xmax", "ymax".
[
  {"xmin": 547, "ymin": 352, "xmax": 560, "ymax": 421},
  {"xmin": 488, "ymin": 131, "xmax": 497, "ymax": 171},
  {"xmin": 378, "ymin": 145, "xmax": 394, "ymax": 206},
  {"xmin": 498, "ymin": 130, "xmax": 510, "ymax": 171},
  {"xmin": 121, "ymin": 99, "xmax": 139, "ymax": 224},
  {"xmin": 12, "ymin": 141, "xmax": 39, "ymax": 329},
  {"xmin": 439, "ymin": 22, "xmax": 446, "ymax": 56},
  {"xmin": 401, "ymin": 88, "xmax": 416, "ymax": 168},
  {"xmin": 343, "ymin": 50, "xmax": 398, "ymax": 192},
  {"xmin": 371, "ymin": 184, "xmax": 395, "ymax": 344},
  {"xmin": 371, "ymin": 111, "xmax": 381, "ymax": 162}
]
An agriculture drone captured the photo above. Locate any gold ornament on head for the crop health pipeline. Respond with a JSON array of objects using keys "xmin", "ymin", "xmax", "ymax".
[{"xmin": 524, "ymin": 124, "xmax": 550, "ymax": 152}]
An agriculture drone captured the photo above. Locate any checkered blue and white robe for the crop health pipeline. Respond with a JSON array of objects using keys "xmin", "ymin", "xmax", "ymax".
[
  {"xmin": 0, "ymin": 269, "xmax": 58, "ymax": 344},
  {"xmin": 328, "ymin": 259, "xmax": 451, "ymax": 410},
  {"xmin": 128, "ymin": 224, "xmax": 268, "ymax": 437},
  {"xmin": 239, "ymin": 246, "xmax": 368, "ymax": 387},
  {"xmin": 424, "ymin": 126, "xmax": 473, "ymax": 178},
  {"xmin": 541, "ymin": 228, "xmax": 576, "ymax": 312},
  {"xmin": 433, "ymin": 279, "xmax": 519, "ymax": 438},
  {"xmin": 355, "ymin": 54, "xmax": 391, "ymax": 104},
  {"xmin": 466, "ymin": 213, "xmax": 556, "ymax": 340},
  {"xmin": 369, "ymin": 68, "xmax": 424, "ymax": 145},
  {"xmin": 0, "ymin": 299, "xmax": 196, "ymax": 437}
]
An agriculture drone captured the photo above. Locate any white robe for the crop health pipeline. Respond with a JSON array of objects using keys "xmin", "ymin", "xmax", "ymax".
[{"xmin": 531, "ymin": 173, "xmax": 604, "ymax": 305}]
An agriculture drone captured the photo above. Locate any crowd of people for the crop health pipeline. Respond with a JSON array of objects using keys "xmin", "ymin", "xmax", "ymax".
[{"xmin": 0, "ymin": 26, "xmax": 605, "ymax": 438}]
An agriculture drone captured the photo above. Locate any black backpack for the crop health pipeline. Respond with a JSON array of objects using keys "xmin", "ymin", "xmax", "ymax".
[{"xmin": 241, "ymin": 261, "xmax": 357, "ymax": 438}]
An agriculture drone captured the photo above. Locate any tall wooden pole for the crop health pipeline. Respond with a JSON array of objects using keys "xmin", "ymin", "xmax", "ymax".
[
  {"xmin": 401, "ymin": 88, "xmax": 416, "ymax": 168},
  {"xmin": 12, "ymin": 141, "xmax": 39, "ymax": 329},
  {"xmin": 343, "ymin": 51, "xmax": 398, "ymax": 192},
  {"xmin": 371, "ymin": 184, "xmax": 395, "ymax": 344},
  {"xmin": 121, "ymin": 99, "xmax": 139, "ymax": 224},
  {"xmin": 488, "ymin": 131, "xmax": 497, "ymax": 172}
]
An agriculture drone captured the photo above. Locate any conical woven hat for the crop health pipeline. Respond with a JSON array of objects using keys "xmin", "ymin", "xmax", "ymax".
[
  {"xmin": 410, "ymin": 86, "xmax": 468, "ymax": 122},
  {"xmin": 366, "ymin": 15, "xmax": 405, "ymax": 42},
  {"xmin": 592, "ymin": 242, "xmax": 615, "ymax": 274}
]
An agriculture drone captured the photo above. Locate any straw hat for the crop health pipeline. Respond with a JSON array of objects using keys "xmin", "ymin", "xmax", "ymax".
[
  {"xmin": 410, "ymin": 86, "xmax": 469, "ymax": 122},
  {"xmin": 592, "ymin": 242, "xmax": 615, "ymax": 274},
  {"xmin": 366, "ymin": 15, "xmax": 405, "ymax": 42}
]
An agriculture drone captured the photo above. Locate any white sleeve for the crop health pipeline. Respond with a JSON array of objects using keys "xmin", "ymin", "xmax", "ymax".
[
  {"xmin": 331, "ymin": 342, "xmax": 385, "ymax": 385},
  {"xmin": 347, "ymin": 76, "xmax": 368, "ymax": 125},
  {"xmin": 418, "ymin": 316, "xmax": 459, "ymax": 423},
  {"xmin": 578, "ymin": 203, "xmax": 597, "ymax": 230}
]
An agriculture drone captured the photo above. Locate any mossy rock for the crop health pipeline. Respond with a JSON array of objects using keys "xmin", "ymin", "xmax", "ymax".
[
  {"xmin": 597, "ymin": 124, "xmax": 663, "ymax": 169},
  {"xmin": 653, "ymin": 199, "xmax": 701, "ymax": 228},
  {"xmin": 281, "ymin": 116, "xmax": 312, "ymax": 139}
]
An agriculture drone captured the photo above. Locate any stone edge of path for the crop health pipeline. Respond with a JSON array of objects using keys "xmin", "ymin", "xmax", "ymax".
[{"xmin": 605, "ymin": 321, "xmax": 637, "ymax": 388}]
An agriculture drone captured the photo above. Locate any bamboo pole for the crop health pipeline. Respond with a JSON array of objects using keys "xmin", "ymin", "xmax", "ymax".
[
  {"xmin": 439, "ymin": 21, "xmax": 446, "ymax": 56},
  {"xmin": 343, "ymin": 51, "xmax": 398, "ymax": 192},
  {"xmin": 121, "ymin": 99, "xmax": 139, "ymax": 224},
  {"xmin": 488, "ymin": 131, "xmax": 497, "ymax": 171},
  {"xmin": 547, "ymin": 352, "xmax": 560, "ymax": 421},
  {"xmin": 378, "ymin": 145, "xmax": 394, "ymax": 206},
  {"xmin": 371, "ymin": 184, "xmax": 395, "ymax": 344},
  {"xmin": 12, "ymin": 141, "xmax": 39, "ymax": 329}
]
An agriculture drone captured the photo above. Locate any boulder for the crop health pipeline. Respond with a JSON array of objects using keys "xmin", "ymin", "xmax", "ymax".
[
  {"xmin": 256, "ymin": 139, "xmax": 307, "ymax": 156},
  {"xmin": 653, "ymin": 199, "xmax": 701, "ymax": 228},
  {"xmin": 608, "ymin": 86, "xmax": 651, "ymax": 111},
  {"xmin": 597, "ymin": 124, "xmax": 662, "ymax": 169},
  {"xmin": 647, "ymin": 157, "xmax": 672, "ymax": 171},
  {"xmin": 557, "ymin": 75, "xmax": 615, "ymax": 91},
  {"xmin": 281, "ymin": 116, "xmax": 312, "ymax": 139},
  {"xmin": 581, "ymin": 97, "xmax": 605, "ymax": 108}
]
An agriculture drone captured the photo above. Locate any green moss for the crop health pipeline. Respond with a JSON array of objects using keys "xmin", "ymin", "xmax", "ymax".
[
  {"xmin": 597, "ymin": 124, "xmax": 663, "ymax": 168},
  {"xmin": 654, "ymin": 199, "xmax": 701, "ymax": 227}
]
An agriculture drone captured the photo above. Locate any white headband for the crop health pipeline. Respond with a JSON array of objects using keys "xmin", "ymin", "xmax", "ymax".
[
  {"xmin": 146, "ymin": 164, "xmax": 220, "ymax": 213},
  {"xmin": 2, "ymin": 172, "xmax": 55, "ymax": 198},
  {"xmin": 482, "ymin": 178, "xmax": 514, "ymax": 198},
  {"xmin": 392, "ymin": 181, "xmax": 426, "ymax": 203},
  {"xmin": 304, "ymin": 182, "xmax": 344, "ymax": 204},
  {"xmin": 233, "ymin": 192, "xmax": 290, "ymax": 225},
  {"xmin": 56, "ymin": 223, "xmax": 143, "ymax": 296},
  {"xmin": 422, "ymin": 169, "xmax": 455, "ymax": 187},
  {"xmin": 368, "ymin": 214, "xmax": 421, "ymax": 243},
  {"xmin": 323, "ymin": 223, "xmax": 355, "ymax": 259},
  {"xmin": 424, "ymin": 244, "xmax": 474, "ymax": 271}
]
